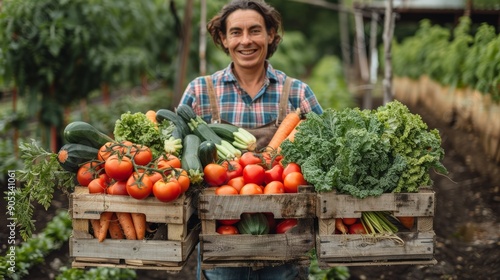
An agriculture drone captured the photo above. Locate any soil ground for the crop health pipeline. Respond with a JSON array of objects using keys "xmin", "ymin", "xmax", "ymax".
[{"xmin": 2, "ymin": 100, "xmax": 499, "ymax": 280}]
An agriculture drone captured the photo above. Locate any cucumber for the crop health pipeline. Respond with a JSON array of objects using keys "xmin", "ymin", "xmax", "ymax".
[
  {"xmin": 57, "ymin": 143, "xmax": 99, "ymax": 172},
  {"xmin": 63, "ymin": 121, "xmax": 114, "ymax": 149}
]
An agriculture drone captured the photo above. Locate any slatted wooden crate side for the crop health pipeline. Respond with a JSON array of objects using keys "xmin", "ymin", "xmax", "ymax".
[
  {"xmin": 70, "ymin": 186, "xmax": 196, "ymax": 240},
  {"xmin": 316, "ymin": 231, "xmax": 435, "ymax": 263},
  {"xmin": 316, "ymin": 188, "xmax": 435, "ymax": 236},
  {"xmin": 70, "ymin": 225, "xmax": 200, "ymax": 264},
  {"xmin": 69, "ymin": 186, "xmax": 200, "ymax": 269},
  {"xmin": 200, "ymin": 218, "xmax": 314, "ymax": 261},
  {"xmin": 198, "ymin": 185, "xmax": 316, "ymax": 267},
  {"xmin": 199, "ymin": 185, "xmax": 316, "ymax": 234},
  {"xmin": 315, "ymin": 188, "xmax": 436, "ymax": 265}
]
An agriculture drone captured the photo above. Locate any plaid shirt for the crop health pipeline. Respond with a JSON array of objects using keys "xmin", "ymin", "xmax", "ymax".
[{"xmin": 179, "ymin": 62, "xmax": 323, "ymax": 128}]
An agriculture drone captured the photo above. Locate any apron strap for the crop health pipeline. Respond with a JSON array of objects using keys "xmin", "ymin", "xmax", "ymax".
[
  {"xmin": 205, "ymin": 75, "xmax": 221, "ymax": 123},
  {"xmin": 276, "ymin": 76, "xmax": 294, "ymax": 126}
]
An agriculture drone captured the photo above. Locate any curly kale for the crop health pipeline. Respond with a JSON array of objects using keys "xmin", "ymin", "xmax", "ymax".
[{"xmin": 280, "ymin": 101, "xmax": 447, "ymax": 198}]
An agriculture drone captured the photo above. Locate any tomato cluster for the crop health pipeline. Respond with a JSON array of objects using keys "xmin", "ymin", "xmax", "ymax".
[
  {"xmin": 204, "ymin": 151, "xmax": 307, "ymax": 235},
  {"xmin": 204, "ymin": 151, "xmax": 308, "ymax": 195},
  {"xmin": 77, "ymin": 141, "xmax": 189, "ymax": 203}
]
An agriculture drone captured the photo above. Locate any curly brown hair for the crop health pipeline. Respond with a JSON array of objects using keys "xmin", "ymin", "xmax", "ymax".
[{"xmin": 207, "ymin": 0, "xmax": 283, "ymax": 59}]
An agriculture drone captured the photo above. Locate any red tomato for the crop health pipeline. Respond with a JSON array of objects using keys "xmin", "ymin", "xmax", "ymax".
[
  {"xmin": 131, "ymin": 145, "xmax": 153, "ymax": 166},
  {"xmin": 239, "ymin": 183, "xmax": 263, "ymax": 195},
  {"xmin": 281, "ymin": 162, "xmax": 301, "ymax": 180},
  {"xmin": 97, "ymin": 141, "xmax": 116, "ymax": 161},
  {"xmin": 216, "ymin": 225, "xmax": 239, "ymax": 235},
  {"xmin": 263, "ymin": 181, "xmax": 285, "ymax": 194},
  {"xmin": 146, "ymin": 171, "xmax": 163, "ymax": 185},
  {"xmin": 222, "ymin": 160, "xmax": 243, "ymax": 180},
  {"xmin": 169, "ymin": 168, "xmax": 190, "ymax": 193},
  {"xmin": 105, "ymin": 154, "xmax": 133, "ymax": 181},
  {"xmin": 243, "ymin": 164, "xmax": 265, "ymax": 185},
  {"xmin": 218, "ymin": 219, "xmax": 240, "ymax": 226},
  {"xmin": 157, "ymin": 154, "xmax": 182, "ymax": 170},
  {"xmin": 77, "ymin": 162, "xmax": 100, "ymax": 186},
  {"xmin": 215, "ymin": 185, "xmax": 239, "ymax": 195},
  {"xmin": 204, "ymin": 163, "xmax": 228, "ymax": 186},
  {"xmin": 153, "ymin": 179, "xmax": 182, "ymax": 202},
  {"xmin": 264, "ymin": 164, "xmax": 284, "ymax": 185},
  {"xmin": 342, "ymin": 218, "xmax": 358, "ymax": 226},
  {"xmin": 107, "ymin": 180, "xmax": 128, "ymax": 195},
  {"xmin": 283, "ymin": 171, "xmax": 307, "ymax": 193},
  {"xmin": 227, "ymin": 176, "xmax": 246, "ymax": 193},
  {"xmin": 276, "ymin": 219, "xmax": 298, "ymax": 234},
  {"xmin": 126, "ymin": 172, "xmax": 153, "ymax": 199},
  {"xmin": 87, "ymin": 177, "xmax": 108, "ymax": 194},
  {"xmin": 239, "ymin": 152, "xmax": 262, "ymax": 167},
  {"xmin": 349, "ymin": 223, "xmax": 367, "ymax": 234}
]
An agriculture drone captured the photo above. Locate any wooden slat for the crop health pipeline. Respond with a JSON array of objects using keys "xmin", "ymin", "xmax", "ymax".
[
  {"xmin": 316, "ymin": 188, "xmax": 435, "ymax": 219},
  {"xmin": 317, "ymin": 231, "xmax": 435, "ymax": 262},
  {"xmin": 199, "ymin": 185, "xmax": 316, "ymax": 220},
  {"xmin": 70, "ymin": 225, "xmax": 199, "ymax": 263},
  {"xmin": 71, "ymin": 187, "xmax": 194, "ymax": 224}
]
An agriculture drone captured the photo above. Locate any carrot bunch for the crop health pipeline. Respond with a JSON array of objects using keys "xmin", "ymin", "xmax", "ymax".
[{"xmin": 91, "ymin": 212, "xmax": 147, "ymax": 242}]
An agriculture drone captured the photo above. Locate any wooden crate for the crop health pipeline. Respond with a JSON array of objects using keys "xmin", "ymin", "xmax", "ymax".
[
  {"xmin": 69, "ymin": 186, "xmax": 200, "ymax": 271},
  {"xmin": 316, "ymin": 187, "xmax": 437, "ymax": 266},
  {"xmin": 198, "ymin": 185, "xmax": 316, "ymax": 269}
]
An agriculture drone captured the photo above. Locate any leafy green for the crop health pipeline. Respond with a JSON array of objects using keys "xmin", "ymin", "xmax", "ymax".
[
  {"xmin": 14, "ymin": 140, "xmax": 75, "ymax": 240},
  {"xmin": 280, "ymin": 101, "xmax": 447, "ymax": 198},
  {"xmin": 308, "ymin": 249, "xmax": 350, "ymax": 280},
  {"xmin": 113, "ymin": 111, "xmax": 175, "ymax": 158},
  {"xmin": 56, "ymin": 267, "xmax": 136, "ymax": 280}
]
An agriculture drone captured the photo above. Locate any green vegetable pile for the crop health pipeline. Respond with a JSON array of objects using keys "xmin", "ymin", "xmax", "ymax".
[
  {"xmin": 113, "ymin": 111, "xmax": 176, "ymax": 158},
  {"xmin": 280, "ymin": 101, "xmax": 447, "ymax": 198}
]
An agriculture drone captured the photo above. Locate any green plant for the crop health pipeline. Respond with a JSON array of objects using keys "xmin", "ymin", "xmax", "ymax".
[{"xmin": 0, "ymin": 211, "xmax": 72, "ymax": 280}]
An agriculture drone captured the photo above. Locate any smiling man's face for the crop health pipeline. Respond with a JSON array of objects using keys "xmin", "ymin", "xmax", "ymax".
[{"xmin": 221, "ymin": 9, "xmax": 274, "ymax": 72}]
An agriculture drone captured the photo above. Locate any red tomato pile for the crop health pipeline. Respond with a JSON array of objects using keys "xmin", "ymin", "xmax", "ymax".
[
  {"xmin": 77, "ymin": 141, "xmax": 189, "ymax": 203},
  {"xmin": 335, "ymin": 218, "xmax": 367, "ymax": 234},
  {"xmin": 204, "ymin": 151, "xmax": 307, "ymax": 235},
  {"xmin": 204, "ymin": 151, "xmax": 308, "ymax": 196}
]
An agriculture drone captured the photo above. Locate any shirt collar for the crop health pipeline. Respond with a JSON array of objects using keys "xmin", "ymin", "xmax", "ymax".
[{"xmin": 222, "ymin": 61, "xmax": 279, "ymax": 84}]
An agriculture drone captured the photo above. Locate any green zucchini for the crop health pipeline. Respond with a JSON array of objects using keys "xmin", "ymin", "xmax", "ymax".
[
  {"xmin": 198, "ymin": 140, "xmax": 218, "ymax": 168},
  {"xmin": 180, "ymin": 134, "xmax": 204, "ymax": 184},
  {"xmin": 57, "ymin": 143, "xmax": 99, "ymax": 172},
  {"xmin": 63, "ymin": 121, "xmax": 114, "ymax": 149},
  {"xmin": 156, "ymin": 108, "xmax": 190, "ymax": 139},
  {"xmin": 176, "ymin": 104, "xmax": 241, "ymax": 159},
  {"xmin": 208, "ymin": 123, "xmax": 257, "ymax": 151}
]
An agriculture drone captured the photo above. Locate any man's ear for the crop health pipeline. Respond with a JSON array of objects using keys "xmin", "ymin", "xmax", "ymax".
[
  {"xmin": 220, "ymin": 31, "xmax": 227, "ymax": 48},
  {"xmin": 267, "ymin": 28, "xmax": 275, "ymax": 42}
]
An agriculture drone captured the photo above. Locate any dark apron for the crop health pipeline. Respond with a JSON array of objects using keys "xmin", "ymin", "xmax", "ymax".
[{"xmin": 205, "ymin": 76, "xmax": 293, "ymax": 152}]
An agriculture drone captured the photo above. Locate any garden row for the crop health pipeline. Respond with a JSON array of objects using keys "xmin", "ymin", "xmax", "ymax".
[{"xmin": 392, "ymin": 16, "xmax": 500, "ymax": 163}]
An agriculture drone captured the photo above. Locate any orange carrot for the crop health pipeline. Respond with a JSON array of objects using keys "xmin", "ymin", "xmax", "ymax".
[
  {"xmin": 116, "ymin": 212, "xmax": 137, "ymax": 240},
  {"xmin": 131, "ymin": 213, "xmax": 147, "ymax": 240},
  {"xmin": 285, "ymin": 119, "xmax": 303, "ymax": 142},
  {"xmin": 90, "ymin": 219, "xmax": 101, "ymax": 239},
  {"xmin": 335, "ymin": 218, "xmax": 348, "ymax": 234},
  {"xmin": 109, "ymin": 213, "xmax": 125, "ymax": 239},
  {"xmin": 145, "ymin": 110, "xmax": 157, "ymax": 125},
  {"xmin": 397, "ymin": 216, "xmax": 415, "ymax": 230},
  {"xmin": 266, "ymin": 108, "xmax": 301, "ymax": 151},
  {"xmin": 98, "ymin": 212, "xmax": 114, "ymax": 242}
]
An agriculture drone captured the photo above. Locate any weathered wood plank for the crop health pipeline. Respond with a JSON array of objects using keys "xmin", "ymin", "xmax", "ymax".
[
  {"xmin": 317, "ymin": 231, "xmax": 435, "ymax": 262},
  {"xmin": 316, "ymin": 188, "xmax": 435, "ymax": 219},
  {"xmin": 199, "ymin": 185, "xmax": 316, "ymax": 220}
]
